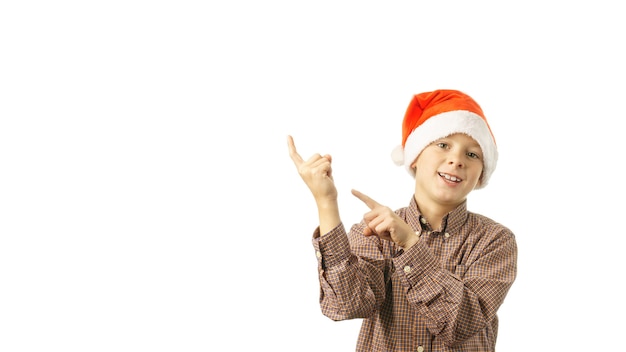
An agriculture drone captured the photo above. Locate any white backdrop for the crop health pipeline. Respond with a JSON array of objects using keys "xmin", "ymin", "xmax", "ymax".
[{"xmin": 1, "ymin": 1, "xmax": 624, "ymax": 351}]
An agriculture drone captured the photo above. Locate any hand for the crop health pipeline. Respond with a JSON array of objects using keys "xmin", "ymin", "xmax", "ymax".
[
  {"xmin": 351, "ymin": 189, "xmax": 419, "ymax": 249},
  {"xmin": 287, "ymin": 135, "xmax": 338, "ymax": 204}
]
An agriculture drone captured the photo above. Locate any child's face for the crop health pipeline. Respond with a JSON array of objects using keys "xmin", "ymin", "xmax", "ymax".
[{"xmin": 411, "ymin": 133, "xmax": 484, "ymax": 207}]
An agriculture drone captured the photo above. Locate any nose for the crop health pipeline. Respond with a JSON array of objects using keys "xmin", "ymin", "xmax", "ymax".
[{"xmin": 447, "ymin": 151, "xmax": 465, "ymax": 168}]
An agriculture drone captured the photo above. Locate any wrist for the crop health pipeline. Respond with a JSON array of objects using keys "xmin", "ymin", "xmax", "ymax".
[
  {"xmin": 401, "ymin": 232, "xmax": 421, "ymax": 250},
  {"xmin": 315, "ymin": 197, "xmax": 338, "ymax": 210}
]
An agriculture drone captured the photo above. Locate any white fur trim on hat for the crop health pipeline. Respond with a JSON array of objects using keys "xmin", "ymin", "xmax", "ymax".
[
  {"xmin": 394, "ymin": 110, "xmax": 498, "ymax": 189},
  {"xmin": 391, "ymin": 145, "xmax": 404, "ymax": 166}
]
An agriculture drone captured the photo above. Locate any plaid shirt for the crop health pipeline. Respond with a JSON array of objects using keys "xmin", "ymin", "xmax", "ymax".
[{"xmin": 312, "ymin": 197, "xmax": 517, "ymax": 352}]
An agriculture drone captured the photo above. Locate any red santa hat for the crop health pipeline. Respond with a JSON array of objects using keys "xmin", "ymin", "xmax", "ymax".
[{"xmin": 391, "ymin": 89, "xmax": 498, "ymax": 189}]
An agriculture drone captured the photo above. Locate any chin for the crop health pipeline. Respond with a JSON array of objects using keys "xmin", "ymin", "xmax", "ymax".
[{"xmin": 434, "ymin": 189, "xmax": 469, "ymax": 204}]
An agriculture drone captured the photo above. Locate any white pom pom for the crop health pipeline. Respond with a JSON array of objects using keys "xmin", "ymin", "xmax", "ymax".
[{"xmin": 391, "ymin": 145, "xmax": 404, "ymax": 166}]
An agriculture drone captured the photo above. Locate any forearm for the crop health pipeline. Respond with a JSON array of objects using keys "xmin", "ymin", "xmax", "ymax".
[
  {"xmin": 314, "ymin": 225, "xmax": 386, "ymax": 320},
  {"xmin": 397, "ymin": 237, "xmax": 516, "ymax": 345}
]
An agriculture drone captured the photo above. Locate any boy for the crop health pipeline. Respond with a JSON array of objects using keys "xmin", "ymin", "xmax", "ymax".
[{"xmin": 287, "ymin": 89, "xmax": 517, "ymax": 351}]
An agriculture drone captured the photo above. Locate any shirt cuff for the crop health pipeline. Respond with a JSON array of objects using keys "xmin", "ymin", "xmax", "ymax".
[
  {"xmin": 393, "ymin": 241, "xmax": 439, "ymax": 287},
  {"xmin": 312, "ymin": 223, "xmax": 351, "ymax": 268}
]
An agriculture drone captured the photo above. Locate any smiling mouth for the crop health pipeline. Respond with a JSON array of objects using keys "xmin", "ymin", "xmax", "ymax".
[{"xmin": 438, "ymin": 172, "xmax": 462, "ymax": 183}]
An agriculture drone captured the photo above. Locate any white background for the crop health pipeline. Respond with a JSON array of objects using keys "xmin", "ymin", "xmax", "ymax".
[{"xmin": 1, "ymin": 1, "xmax": 624, "ymax": 351}]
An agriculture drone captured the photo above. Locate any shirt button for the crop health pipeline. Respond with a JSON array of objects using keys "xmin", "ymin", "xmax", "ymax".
[
  {"xmin": 403, "ymin": 265, "xmax": 412, "ymax": 274},
  {"xmin": 444, "ymin": 232, "xmax": 450, "ymax": 238},
  {"xmin": 417, "ymin": 346, "xmax": 424, "ymax": 352},
  {"xmin": 420, "ymin": 217, "xmax": 427, "ymax": 224},
  {"xmin": 316, "ymin": 251, "xmax": 322, "ymax": 259}
]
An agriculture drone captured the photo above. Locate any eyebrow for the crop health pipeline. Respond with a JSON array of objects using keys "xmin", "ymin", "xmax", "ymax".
[{"xmin": 438, "ymin": 136, "xmax": 481, "ymax": 148}]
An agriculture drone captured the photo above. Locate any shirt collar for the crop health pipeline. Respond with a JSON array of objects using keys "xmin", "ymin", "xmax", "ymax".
[{"xmin": 407, "ymin": 196, "xmax": 469, "ymax": 235}]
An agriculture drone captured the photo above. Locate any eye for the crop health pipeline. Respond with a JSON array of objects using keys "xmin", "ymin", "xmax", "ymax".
[
  {"xmin": 466, "ymin": 151, "xmax": 481, "ymax": 159},
  {"xmin": 436, "ymin": 142, "xmax": 448, "ymax": 149}
]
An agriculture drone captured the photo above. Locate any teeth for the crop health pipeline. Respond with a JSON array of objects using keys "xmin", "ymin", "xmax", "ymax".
[{"xmin": 439, "ymin": 172, "xmax": 460, "ymax": 182}]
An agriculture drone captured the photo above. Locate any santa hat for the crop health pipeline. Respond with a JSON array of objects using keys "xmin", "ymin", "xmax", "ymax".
[{"xmin": 391, "ymin": 89, "xmax": 498, "ymax": 189}]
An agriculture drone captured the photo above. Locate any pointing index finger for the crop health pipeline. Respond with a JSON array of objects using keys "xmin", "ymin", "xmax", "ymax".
[
  {"xmin": 287, "ymin": 135, "xmax": 304, "ymax": 167},
  {"xmin": 351, "ymin": 189, "xmax": 380, "ymax": 210}
]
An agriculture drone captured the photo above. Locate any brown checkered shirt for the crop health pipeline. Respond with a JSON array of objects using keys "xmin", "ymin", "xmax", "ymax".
[{"xmin": 312, "ymin": 197, "xmax": 517, "ymax": 352}]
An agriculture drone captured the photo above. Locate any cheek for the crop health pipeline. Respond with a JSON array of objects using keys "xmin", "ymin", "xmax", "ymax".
[
  {"xmin": 474, "ymin": 175, "xmax": 483, "ymax": 188},
  {"xmin": 472, "ymin": 166, "xmax": 484, "ymax": 183}
]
